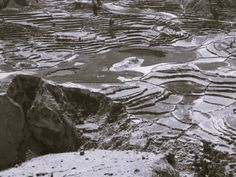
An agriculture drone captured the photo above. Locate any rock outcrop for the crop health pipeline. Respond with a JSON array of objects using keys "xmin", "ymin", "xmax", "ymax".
[
  {"xmin": 0, "ymin": 95, "xmax": 25, "ymax": 169},
  {"xmin": 0, "ymin": 74, "xmax": 125, "ymax": 169}
]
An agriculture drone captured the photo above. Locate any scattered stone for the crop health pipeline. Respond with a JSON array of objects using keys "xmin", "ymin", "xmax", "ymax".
[
  {"xmin": 36, "ymin": 172, "xmax": 48, "ymax": 176},
  {"xmin": 104, "ymin": 173, "xmax": 113, "ymax": 176},
  {"xmin": 80, "ymin": 151, "xmax": 85, "ymax": 156}
]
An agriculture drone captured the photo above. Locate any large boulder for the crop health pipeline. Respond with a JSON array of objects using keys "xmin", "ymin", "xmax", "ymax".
[
  {"xmin": 6, "ymin": 75, "xmax": 125, "ymax": 154},
  {"xmin": 0, "ymin": 95, "xmax": 25, "ymax": 170}
]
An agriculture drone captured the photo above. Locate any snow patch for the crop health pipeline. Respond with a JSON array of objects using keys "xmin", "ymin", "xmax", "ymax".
[{"xmin": 0, "ymin": 150, "xmax": 160, "ymax": 177}]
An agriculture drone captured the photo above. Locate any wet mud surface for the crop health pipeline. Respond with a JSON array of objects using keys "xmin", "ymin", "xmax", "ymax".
[{"xmin": 0, "ymin": 0, "xmax": 236, "ymax": 176}]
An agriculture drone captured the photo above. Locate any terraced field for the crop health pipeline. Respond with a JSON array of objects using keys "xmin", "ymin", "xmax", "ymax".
[{"xmin": 0, "ymin": 0, "xmax": 236, "ymax": 176}]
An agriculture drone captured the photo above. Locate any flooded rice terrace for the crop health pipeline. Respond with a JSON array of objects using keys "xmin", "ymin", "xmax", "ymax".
[
  {"xmin": 1, "ymin": 0, "xmax": 236, "ymax": 175},
  {"xmin": 1, "ymin": 0, "xmax": 235, "ymax": 84}
]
